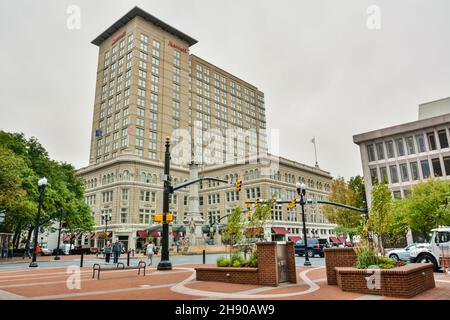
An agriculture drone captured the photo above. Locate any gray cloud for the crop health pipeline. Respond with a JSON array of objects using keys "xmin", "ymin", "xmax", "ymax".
[{"xmin": 1, "ymin": 0, "xmax": 449, "ymax": 179}]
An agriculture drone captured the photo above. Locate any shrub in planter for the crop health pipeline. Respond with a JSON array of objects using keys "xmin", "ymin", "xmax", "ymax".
[
  {"xmin": 232, "ymin": 260, "xmax": 241, "ymax": 267},
  {"xmin": 216, "ymin": 256, "xmax": 231, "ymax": 267},
  {"xmin": 355, "ymin": 247, "xmax": 379, "ymax": 269}
]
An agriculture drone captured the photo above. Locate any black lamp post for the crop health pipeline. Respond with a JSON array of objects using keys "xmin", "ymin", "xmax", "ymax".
[
  {"xmin": 30, "ymin": 177, "xmax": 48, "ymax": 268},
  {"xmin": 158, "ymin": 137, "xmax": 172, "ymax": 270},
  {"xmin": 101, "ymin": 212, "xmax": 112, "ymax": 245},
  {"xmin": 296, "ymin": 182, "xmax": 311, "ymax": 267},
  {"xmin": 54, "ymin": 209, "xmax": 64, "ymax": 260}
]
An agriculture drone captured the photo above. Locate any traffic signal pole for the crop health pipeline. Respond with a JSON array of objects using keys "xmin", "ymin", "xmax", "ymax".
[
  {"xmin": 157, "ymin": 138, "xmax": 240, "ymax": 271},
  {"xmin": 157, "ymin": 138, "xmax": 173, "ymax": 270}
]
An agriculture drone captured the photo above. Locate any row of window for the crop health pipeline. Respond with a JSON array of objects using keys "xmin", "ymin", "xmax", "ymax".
[
  {"xmin": 369, "ymin": 156, "xmax": 450, "ymax": 185},
  {"xmin": 367, "ymin": 129, "xmax": 450, "ymax": 162}
]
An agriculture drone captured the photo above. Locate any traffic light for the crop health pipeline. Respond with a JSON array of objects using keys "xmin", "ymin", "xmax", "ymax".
[
  {"xmin": 166, "ymin": 213, "xmax": 173, "ymax": 223},
  {"xmin": 154, "ymin": 213, "xmax": 163, "ymax": 223},
  {"xmin": 235, "ymin": 179, "xmax": 242, "ymax": 192},
  {"xmin": 245, "ymin": 199, "xmax": 251, "ymax": 210},
  {"xmin": 287, "ymin": 198, "xmax": 297, "ymax": 209},
  {"xmin": 255, "ymin": 197, "xmax": 260, "ymax": 206},
  {"xmin": 247, "ymin": 210, "xmax": 252, "ymax": 221}
]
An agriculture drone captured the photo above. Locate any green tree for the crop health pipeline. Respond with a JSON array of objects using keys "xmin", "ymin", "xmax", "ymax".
[
  {"xmin": 402, "ymin": 179, "xmax": 450, "ymax": 238},
  {"xmin": 369, "ymin": 182, "xmax": 393, "ymax": 255},
  {"xmin": 322, "ymin": 177, "xmax": 363, "ymax": 240}
]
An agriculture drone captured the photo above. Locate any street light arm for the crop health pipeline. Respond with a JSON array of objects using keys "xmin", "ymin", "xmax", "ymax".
[{"xmin": 172, "ymin": 176, "xmax": 231, "ymax": 192}]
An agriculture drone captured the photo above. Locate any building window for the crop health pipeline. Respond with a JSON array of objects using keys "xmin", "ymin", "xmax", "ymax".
[
  {"xmin": 393, "ymin": 191, "xmax": 402, "ymax": 199},
  {"xmin": 367, "ymin": 144, "xmax": 376, "ymax": 162},
  {"xmin": 405, "ymin": 136, "xmax": 415, "ymax": 155},
  {"xmin": 389, "ymin": 165, "xmax": 399, "ymax": 183},
  {"xmin": 410, "ymin": 161, "xmax": 419, "ymax": 180},
  {"xmin": 121, "ymin": 189, "xmax": 129, "ymax": 201},
  {"xmin": 416, "ymin": 134, "xmax": 427, "ymax": 153},
  {"xmin": 120, "ymin": 208, "xmax": 128, "ymax": 223},
  {"xmin": 379, "ymin": 167, "xmax": 388, "ymax": 183},
  {"xmin": 370, "ymin": 168, "xmax": 378, "ymax": 185},
  {"xmin": 376, "ymin": 143, "xmax": 385, "ymax": 160},
  {"xmin": 139, "ymin": 209, "xmax": 151, "ymax": 224},
  {"xmin": 443, "ymin": 156, "xmax": 450, "ymax": 176},
  {"xmin": 438, "ymin": 130, "xmax": 449, "ymax": 149},
  {"xmin": 427, "ymin": 132, "xmax": 437, "ymax": 150},
  {"xmin": 399, "ymin": 163, "xmax": 409, "ymax": 182},
  {"xmin": 395, "ymin": 138, "xmax": 405, "ymax": 156},
  {"xmin": 432, "ymin": 158, "xmax": 443, "ymax": 177},
  {"xmin": 421, "ymin": 159, "xmax": 431, "ymax": 179},
  {"xmin": 386, "ymin": 140, "xmax": 395, "ymax": 158}
]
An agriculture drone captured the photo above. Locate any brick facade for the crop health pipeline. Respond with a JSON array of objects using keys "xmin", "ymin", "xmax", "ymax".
[
  {"xmin": 324, "ymin": 247, "xmax": 357, "ymax": 285},
  {"xmin": 335, "ymin": 264, "xmax": 435, "ymax": 298},
  {"xmin": 195, "ymin": 242, "xmax": 297, "ymax": 287}
]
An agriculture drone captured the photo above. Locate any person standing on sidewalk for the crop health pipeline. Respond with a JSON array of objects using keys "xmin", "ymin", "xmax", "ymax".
[
  {"xmin": 104, "ymin": 241, "xmax": 112, "ymax": 263},
  {"xmin": 23, "ymin": 242, "xmax": 31, "ymax": 259},
  {"xmin": 112, "ymin": 240, "xmax": 122, "ymax": 264},
  {"xmin": 1, "ymin": 239, "xmax": 7, "ymax": 259},
  {"xmin": 7, "ymin": 241, "xmax": 13, "ymax": 258},
  {"xmin": 146, "ymin": 241, "xmax": 155, "ymax": 266}
]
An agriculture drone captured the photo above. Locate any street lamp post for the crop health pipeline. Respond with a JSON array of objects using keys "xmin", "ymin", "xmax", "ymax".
[
  {"xmin": 29, "ymin": 177, "xmax": 48, "ymax": 268},
  {"xmin": 54, "ymin": 209, "xmax": 64, "ymax": 260},
  {"xmin": 158, "ymin": 137, "xmax": 172, "ymax": 270},
  {"xmin": 296, "ymin": 182, "xmax": 311, "ymax": 267},
  {"xmin": 102, "ymin": 212, "xmax": 112, "ymax": 245}
]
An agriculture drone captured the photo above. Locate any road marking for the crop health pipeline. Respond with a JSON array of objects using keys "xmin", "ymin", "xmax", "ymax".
[
  {"xmin": 0, "ymin": 289, "xmax": 25, "ymax": 300},
  {"xmin": 171, "ymin": 267, "xmax": 324, "ymax": 299}
]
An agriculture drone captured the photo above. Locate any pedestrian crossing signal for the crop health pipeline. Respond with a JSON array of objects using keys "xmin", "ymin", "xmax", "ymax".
[
  {"xmin": 235, "ymin": 179, "xmax": 242, "ymax": 192},
  {"xmin": 255, "ymin": 197, "xmax": 260, "ymax": 206},
  {"xmin": 245, "ymin": 199, "xmax": 251, "ymax": 209},
  {"xmin": 166, "ymin": 213, "xmax": 173, "ymax": 223}
]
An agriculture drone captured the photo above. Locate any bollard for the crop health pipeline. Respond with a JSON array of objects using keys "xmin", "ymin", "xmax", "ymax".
[
  {"xmin": 80, "ymin": 252, "xmax": 84, "ymax": 268},
  {"xmin": 127, "ymin": 250, "xmax": 130, "ymax": 267},
  {"xmin": 202, "ymin": 249, "xmax": 205, "ymax": 264}
]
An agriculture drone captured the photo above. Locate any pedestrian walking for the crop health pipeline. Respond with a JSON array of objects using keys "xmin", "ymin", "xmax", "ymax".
[
  {"xmin": 104, "ymin": 241, "xmax": 112, "ymax": 263},
  {"xmin": 23, "ymin": 242, "xmax": 31, "ymax": 259},
  {"xmin": 1, "ymin": 239, "xmax": 7, "ymax": 259},
  {"xmin": 146, "ymin": 242, "xmax": 156, "ymax": 266},
  {"xmin": 7, "ymin": 241, "xmax": 13, "ymax": 258},
  {"xmin": 112, "ymin": 240, "xmax": 122, "ymax": 264}
]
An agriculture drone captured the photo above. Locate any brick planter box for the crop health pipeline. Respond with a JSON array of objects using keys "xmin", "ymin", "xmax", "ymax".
[
  {"xmin": 196, "ymin": 267, "xmax": 259, "ymax": 285},
  {"xmin": 195, "ymin": 242, "xmax": 297, "ymax": 287},
  {"xmin": 335, "ymin": 264, "xmax": 435, "ymax": 298},
  {"xmin": 324, "ymin": 247, "xmax": 357, "ymax": 285}
]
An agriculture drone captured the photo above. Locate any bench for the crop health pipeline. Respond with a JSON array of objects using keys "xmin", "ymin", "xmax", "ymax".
[{"xmin": 92, "ymin": 261, "xmax": 147, "ymax": 280}]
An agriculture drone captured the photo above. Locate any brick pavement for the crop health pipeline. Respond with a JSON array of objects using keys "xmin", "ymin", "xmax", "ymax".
[{"xmin": 0, "ymin": 263, "xmax": 448, "ymax": 300}]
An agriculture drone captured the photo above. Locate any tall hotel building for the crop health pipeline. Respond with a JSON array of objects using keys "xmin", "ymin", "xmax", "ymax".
[{"xmin": 77, "ymin": 7, "xmax": 335, "ymax": 250}]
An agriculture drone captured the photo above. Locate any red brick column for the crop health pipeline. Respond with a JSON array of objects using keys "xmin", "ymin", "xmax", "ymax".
[
  {"xmin": 324, "ymin": 247, "xmax": 357, "ymax": 285},
  {"xmin": 286, "ymin": 241, "xmax": 297, "ymax": 283},
  {"xmin": 256, "ymin": 242, "xmax": 278, "ymax": 286}
]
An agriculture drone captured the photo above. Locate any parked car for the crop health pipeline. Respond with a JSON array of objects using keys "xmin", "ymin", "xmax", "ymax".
[
  {"xmin": 70, "ymin": 245, "xmax": 97, "ymax": 255},
  {"xmin": 53, "ymin": 244, "xmax": 74, "ymax": 255},
  {"xmin": 387, "ymin": 243, "xmax": 429, "ymax": 261},
  {"xmin": 295, "ymin": 238, "xmax": 330, "ymax": 258}
]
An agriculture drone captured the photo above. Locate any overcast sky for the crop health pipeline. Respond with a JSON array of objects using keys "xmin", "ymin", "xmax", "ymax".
[{"xmin": 1, "ymin": 0, "xmax": 450, "ymax": 179}]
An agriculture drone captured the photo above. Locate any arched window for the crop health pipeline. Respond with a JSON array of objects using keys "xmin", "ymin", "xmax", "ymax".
[
  {"xmin": 254, "ymin": 169, "xmax": 260, "ymax": 179},
  {"xmin": 123, "ymin": 170, "xmax": 130, "ymax": 181},
  {"xmin": 102, "ymin": 175, "xmax": 106, "ymax": 185},
  {"xmin": 249, "ymin": 170, "xmax": 254, "ymax": 180},
  {"xmin": 152, "ymin": 174, "xmax": 157, "ymax": 184},
  {"xmin": 94, "ymin": 178, "xmax": 97, "ymax": 187},
  {"xmin": 111, "ymin": 173, "xmax": 115, "ymax": 183},
  {"xmin": 140, "ymin": 172, "xmax": 147, "ymax": 183}
]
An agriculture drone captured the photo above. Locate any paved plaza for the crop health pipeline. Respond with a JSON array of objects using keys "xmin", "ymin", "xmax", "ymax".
[{"xmin": 0, "ymin": 255, "xmax": 449, "ymax": 300}]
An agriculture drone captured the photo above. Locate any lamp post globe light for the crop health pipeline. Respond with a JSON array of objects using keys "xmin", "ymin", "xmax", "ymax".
[
  {"xmin": 296, "ymin": 182, "xmax": 311, "ymax": 267},
  {"xmin": 0, "ymin": 210, "xmax": 5, "ymax": 224},
  {"xmin": 29, "ymin": 177, "xmax": 48, "ymax": 268}
]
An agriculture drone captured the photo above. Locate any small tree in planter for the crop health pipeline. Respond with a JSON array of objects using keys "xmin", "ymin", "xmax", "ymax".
[{"xmin": 221, "ymin": 206, "xmax": 244, "ymax": 260}]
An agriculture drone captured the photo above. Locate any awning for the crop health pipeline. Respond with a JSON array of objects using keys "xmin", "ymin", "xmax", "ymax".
[
  {"xmin": 150, "ymin": 230, "xmax": 160, "ymax": 238},
  {"xmin": 172, "ymin": 231, "xmax": 182, "ymax": 238},
  {"xmin": 136, "ymin": 230, "xmax": 148, "ymax": 238},
  {"xmin": 288, "ymin": 236, "xmax": 301, "ymax": 242},
  {"xmin": 272, "ymin": 227, "xmax": 289, "ymax": 235},
  {"xmin": 330, "ymin": 236, "xmax": 340, "ymax": 244},
  {"xmin": 62, "ymin": 234, "xmax": 70, "ymax": 241},
  {"xmin": 338, "ymin": 236, "xmax": 346, "ymax": 244},
  {"xmin": 245, "ymin": 227, "xmax": 263, "ymax": 237}
]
